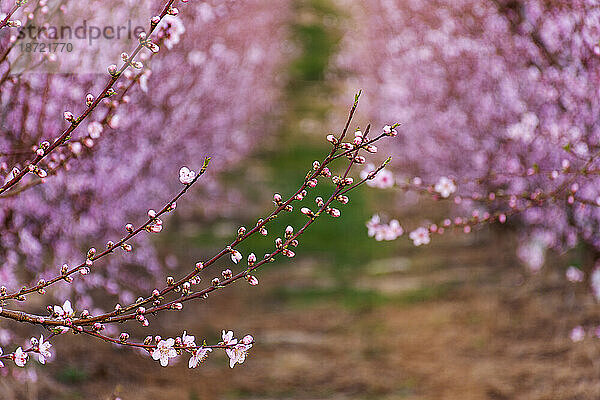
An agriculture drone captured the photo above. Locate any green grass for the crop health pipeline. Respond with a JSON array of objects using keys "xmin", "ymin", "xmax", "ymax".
[
  {"xmin": 55, "ymin": 366, "xmax": 89, "ymax": 384},
  {"xmin": 270, "ymin": 282, "xmax": 458, "ymax": 310},
  {"xmin": 183, "ymin": 0, "xmax": 399, "ymax": 278}
]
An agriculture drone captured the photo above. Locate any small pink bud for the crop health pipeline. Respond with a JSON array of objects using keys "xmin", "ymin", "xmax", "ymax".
[
  {"xmin": 63, "ymin": 111, "xmax": 75, "ymax": 122},
  {"xmin": 282, "ymin": 249, "xmax": 295, "ymax": 258},
  {"xmin": 107, "ymin": 64, "xmax": 118, "ymax": 75},
  {"xmin": 241, "ymin": 335, "xmax": 254, "ymax": 344},
  {"xmin": 247, "ymin": 275, "xmax": 259, "ymax": 286},
  {"xmin": 337, "ymin": 195, "xmax": 349, "ymax": 204},
  {"xmin": 383, "ymin": 125, "xmax": 398, "ymax": 136}
]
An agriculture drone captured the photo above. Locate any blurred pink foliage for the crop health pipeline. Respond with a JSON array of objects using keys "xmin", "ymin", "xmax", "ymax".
[
  {"xmin": 339, "ymin": 0, "xmax": 600, "ymax": 263},
  {"xmin": 0, "ymin": 0, "xmax": 291, "ymax": 305}
]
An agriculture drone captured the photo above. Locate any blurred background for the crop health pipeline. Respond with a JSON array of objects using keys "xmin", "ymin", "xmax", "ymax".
[{"xmin": 2, "ymin": 0, "xmax": 600, "ymax": 398}]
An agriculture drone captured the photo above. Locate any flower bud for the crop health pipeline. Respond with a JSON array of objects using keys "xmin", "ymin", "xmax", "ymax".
[
  {"xmin": 246, "ymin": 275, "xmax": 259, "ymax": 286},
  {"xmin": 63, "ymin": 111, "xmax": 75, "ymax": 122},
  {"xmin": 107, "ymin": 64, "xmax": 118, "ymax": 76},
  {"xmin": 329, "ymin": 208, "xmax": 341, "ymax": 218},
  {"xmin": 285, "ymin": 225, "xmax": 294, "ymax": 237}
]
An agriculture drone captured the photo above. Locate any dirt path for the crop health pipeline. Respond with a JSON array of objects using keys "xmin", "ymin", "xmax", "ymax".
[{"xmin": 39, "ymin": 222, "xmax": 600, "ymax": 400}]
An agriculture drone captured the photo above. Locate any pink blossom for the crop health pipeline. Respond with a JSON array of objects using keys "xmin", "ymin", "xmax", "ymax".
[
  {"xmin": 366, "ymin": 215, "xmax": 403, "ymax": 241},
  {"xmin": 181, "ymin": 331, "xmax": 195, "ymax": 348},
  {"xmin": 87, "ymin": 122, "xmax": 103, "ymax": 139},
  {"xmin": 152, "ymin": 338, "xmax": 177, "ymax": 367},
  {"xmin": 361, "ymin": 164, "xmax": 394, "ymax": 189},
  {"xmin": 37, "ymin": 335, "xmax": 52, "ymax": 364},
  {"xmin": 230, "ymin": 250, "xmax": 242, "ymax": 264},
  {"xmin": 221, "ymin": 330, "xmax": 237, "ymax": 346},
  {"xmin": 591, "ymin": 266, "xmax": 600, "ymax": 300},
  {"xmin": 188, "ymin": 347, "xmax": 212, "ymax": 368},
  {"xmin": 565, "ymin": 266, "xmax": 584, "ymax": 283},
  {"xmin": 409, "ymin": 227, "xmax": 430, "ymax": 246},
  {"xmin": 226, "ymin": 343, "xmax": 251, "ymax": 368},
  {"xmin": 179, "ymin": 167, "xmax": 196, "ymax": 184},
  {"xmin": 147, "ymin": 218, "xmax": 163, "ymax": 233},
  {"xmin": 13, "ymin": 347, "xmax": 27, "ymax": 367},
  {"xmin": 570, "ymin": 326, "xmax": 585, "ymax": 343},
  {"xmin": 434, "ymin": 177, "xmax": 456, "ymax": 198},
  {"xmin": 53, "ymin": 300, "xmax": 74, "ymax": 319}
]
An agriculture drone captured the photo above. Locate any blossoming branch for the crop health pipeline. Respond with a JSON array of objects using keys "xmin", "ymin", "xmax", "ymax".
[{"xmin": 0, "ymin": 94, "xmax": 397, "ymax": 369}]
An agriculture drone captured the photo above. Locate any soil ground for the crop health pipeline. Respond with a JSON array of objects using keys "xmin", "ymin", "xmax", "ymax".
[{"xmin": 28, "ymin": 220, "xmax": 600, "ymax": 400}]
